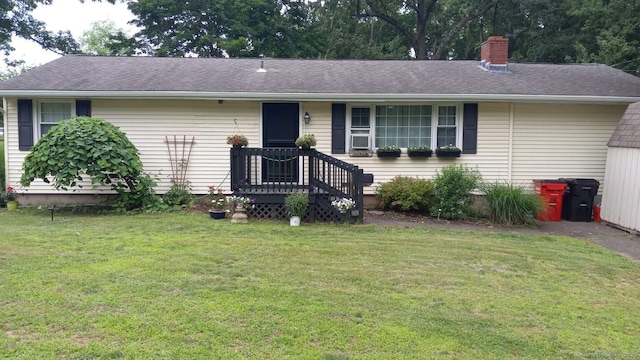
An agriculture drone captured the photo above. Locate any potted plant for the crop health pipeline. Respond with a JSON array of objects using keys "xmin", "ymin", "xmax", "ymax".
[
  {"xmin": 435, "ymin": 145, "xmax": 461, "ymax": 158},
  {"xmin": 208, "ymin": 186, "xmax": 227, "ymax": 219},
  {"xmin": 331, "ymin": 197, "xmax": 356, "ymax": 223},
  {"xmin": 284, "ymin": 193, "xmax": 309, "ymax": 226},
  {"xmin": 407, "ymin": 146, "xmax": 433, "ymax": 158},
  {"xmin": 226, "ymin": 195, "xmax": 253, "ymax": 223},
  {"xmin": 295, "ymin": 134, "xmax": 316, "ymax": 149},
  {"xmin": 376, "ymin": 145, "xmax": 401, "ymax": 158},
  {"xmin": 226, "ymin": 134, "xmax": 248, "ymax": 148},
  {"xmin": 5, "ymin": 186, "xmax": 18, "ymax": 211}
]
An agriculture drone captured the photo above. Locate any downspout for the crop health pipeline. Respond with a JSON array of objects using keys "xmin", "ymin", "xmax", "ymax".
[{"xmin": 508, "ymin": 103, "xmax": 514, "ymax": 182}]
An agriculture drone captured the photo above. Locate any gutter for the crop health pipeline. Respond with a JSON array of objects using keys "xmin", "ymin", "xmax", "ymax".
[{"xmin": 0, "ymin": 90, "xmax": 638, "ymax": 105}]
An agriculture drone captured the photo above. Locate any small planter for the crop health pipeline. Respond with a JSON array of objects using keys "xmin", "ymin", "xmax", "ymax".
[
  {"xmin": 376, "ymin": 151, "xmax": 401, "ymax": 158},
  {"xmin": 435, "ymin": 151, "xmax": 461, "ymax": 158},
  {"xmin": 7, "ymin": 200, "xmax": 18, "ymax": 211},
  {"xmin": 209, "ymin": 210, "xmax": 226, "ymax": 219},
  {"xmin": 407, "ymin": 150, "xmax": 433, "ymax": 158},
  {"xmin": 289, "ymin": 216, "xmax": 301, "ymax": 227}
]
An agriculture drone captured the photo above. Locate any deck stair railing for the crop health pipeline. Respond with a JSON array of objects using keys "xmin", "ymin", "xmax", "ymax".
[{"xmin": 230, "ymin": 147, "xmax": 364, "ymax": 222}]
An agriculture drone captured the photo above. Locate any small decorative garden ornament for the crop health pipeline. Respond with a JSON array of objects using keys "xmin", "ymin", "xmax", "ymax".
[{"xmin": 226, "ymin": 134, "xmax": 248, "ymax": 148}]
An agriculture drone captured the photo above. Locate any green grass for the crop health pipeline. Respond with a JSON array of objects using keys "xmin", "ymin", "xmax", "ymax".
[{"xmin": 1, "ymin": 211, "xmax": 639, "ymax": 359}]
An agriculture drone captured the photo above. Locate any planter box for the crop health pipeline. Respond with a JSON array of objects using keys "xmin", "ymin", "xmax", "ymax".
[
  {"xmin": 376, "ymin": 151, "xmax": 401, "ymax": 158},
  {"xmin": 435, "ymin": 151, "xmax": 461, "ymax": 158},
  {"xmin": 209, "ymin": 210, "xmax": 226, "ymax": 219},
  {"xmin": 407, "ymin": 151, "xmax": 433, "ymax": 158}
]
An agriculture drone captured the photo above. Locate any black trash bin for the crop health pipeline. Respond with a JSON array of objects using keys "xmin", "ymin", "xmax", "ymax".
[{"xmin": 559, "ymin": 178, "xmax": 600, "ymax": 222}]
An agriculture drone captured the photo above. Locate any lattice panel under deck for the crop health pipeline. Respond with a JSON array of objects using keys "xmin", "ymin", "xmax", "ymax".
[{"xmin": 246, "ymin": 196, "xmax": 345, "ymax": 223}]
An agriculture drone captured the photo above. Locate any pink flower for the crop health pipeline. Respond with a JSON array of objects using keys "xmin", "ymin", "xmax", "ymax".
[{"xmin": 7, "ymin": 186, "xmax": 13, "ymax": 192}]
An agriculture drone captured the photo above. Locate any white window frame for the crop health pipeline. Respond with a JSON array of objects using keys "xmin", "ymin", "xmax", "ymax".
[
  {"xmin": 346, "ymin": 103, "xmax": 462, "ymax": 151},
  {"xmin": 35, "ymin": 99, "xmax": 75, "ymax": 140},
  {"xmin": 347, "ymin": 105, "xmax": 374, "ymax": 150}
]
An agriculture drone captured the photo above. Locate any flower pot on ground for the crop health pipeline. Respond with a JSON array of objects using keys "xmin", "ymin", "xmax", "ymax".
[
  {"xmin": 284, "ymin": 193, "xmax": 309, "ymax": 226},
  {"xmin": 289, "ymin": 216, "xmax": 301, "ymax": 226},
  {"xmin": 295, "ymin": 134, "xmax": 316, "ymax": 149},
  {"xmin": 376, "ymin": 146, "xmax": 401, "ymax": 158},
  {"xmin": 226, "ymin": 195, "xmax": 253, "ymax": 223},
  {"xmin": 435, "ymin": 145, "xmax": 461, "ymax": 158},
  {"xmin": 209, "ymin": 210, "xmax": 226, "ymax": 219},
  {"xmin": 407, "ymin": 146, "xmax": 433, "ymax": 158},
  {"xmin": 5, "ymin": 186, "xmax": 18, "ymax": 210},
  {"xmin": 7, "ymin": 200, "xmax": 18, "ymax": 211}
]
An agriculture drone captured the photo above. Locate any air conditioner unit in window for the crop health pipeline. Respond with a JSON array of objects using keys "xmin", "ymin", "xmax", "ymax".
[{"xmin": 351, "ymin": 134, "xmax": 370, "ymax": 149}]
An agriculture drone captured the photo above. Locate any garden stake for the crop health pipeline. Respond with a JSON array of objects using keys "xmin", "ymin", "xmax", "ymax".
[{"xmin": 48, "ymin": 205, "xmax": 55, "ymax": 221}]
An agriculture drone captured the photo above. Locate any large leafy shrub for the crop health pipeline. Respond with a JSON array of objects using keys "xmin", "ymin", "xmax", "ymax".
[
  {"xmin": 21, "ymin": 117, "xmax": 158, "ymax": 211},
  {"xmin": 376, "ymin": 176, "xmax": 435, "ymax": 213},
  {"xmin": 430, "ymin": 165, "xmax": 482, "ymax": 219},
  {"xmin": 483, "ymin": 182, "xmax": 546, "ymax": 226}
]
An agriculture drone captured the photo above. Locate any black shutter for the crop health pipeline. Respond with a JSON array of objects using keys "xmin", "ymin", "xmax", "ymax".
[
  {"xmin": 331, "ymin": 103, "xmax": 346, "ymax": 154},
  {"xmin": 17, "ymin": 99, "xmax": 34, "ymax": 151},
  {"xmin": 462, "ymin": 103, "xmax": 478, "ymax": 154},
  {"xmin": 76, "ymin": 100, "xmax": 91, "ymax": 117}
]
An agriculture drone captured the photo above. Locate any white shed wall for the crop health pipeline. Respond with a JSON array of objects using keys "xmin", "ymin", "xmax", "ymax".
[{"xmin": 601, "ymin": 147, "xmax": 640, "ymax": 232}]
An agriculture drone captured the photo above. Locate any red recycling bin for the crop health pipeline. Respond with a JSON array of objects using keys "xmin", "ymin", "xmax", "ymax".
[{"xmin": 533, "ymin": 180, "xmax": 567, "ymax": 221}]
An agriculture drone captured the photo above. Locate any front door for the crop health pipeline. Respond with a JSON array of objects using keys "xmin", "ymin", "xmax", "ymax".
[{"xmin": 262, "ymin": 103, "xmax": 299, "ymax": 182}]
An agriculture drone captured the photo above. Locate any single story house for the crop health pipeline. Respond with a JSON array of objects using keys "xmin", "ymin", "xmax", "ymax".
[
  {"xmin": 602, "ymin": 102, "xmax": 640, "ymax": 233},
  {"xmin": 1, "ymin": 36, "xmax": 640, "ymax": 212}
]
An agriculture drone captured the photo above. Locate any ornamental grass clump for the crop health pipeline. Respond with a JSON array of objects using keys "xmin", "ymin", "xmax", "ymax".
[
  {"xmin": 483, "ymin": 181, "xmax": 546, "ymax": 226},
  {"xmin": 284, "ymin": 193, "xmax": 309, "ymax": 218}
]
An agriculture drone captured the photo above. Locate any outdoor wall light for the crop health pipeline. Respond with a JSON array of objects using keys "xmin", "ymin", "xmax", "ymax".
[{"xmin": 304, "ymin": 112, "xmax": 311, "ymax": 124}]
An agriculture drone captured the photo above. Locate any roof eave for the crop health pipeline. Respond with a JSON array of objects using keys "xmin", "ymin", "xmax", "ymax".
[{"xmin": 0, "ymin": 90, "xmax": 638, "ymax": 104}]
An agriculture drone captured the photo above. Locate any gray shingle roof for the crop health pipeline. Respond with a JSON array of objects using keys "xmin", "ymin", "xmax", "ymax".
[
  {"xmin": 0, "ymin": 55, "xmax": 639, "ymax": 100},
  {"xmin": 609, "ymin": 102, "xmax": 640, "ymax": 148}
]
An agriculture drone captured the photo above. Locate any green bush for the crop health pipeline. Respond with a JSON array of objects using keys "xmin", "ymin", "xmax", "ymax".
[
  {"xmin": 0, "ymin": 191, "xmax": 6, "ymax": 208},
  {"xmin": 162, "ymin": 182, "xmax": 194, "ymax": 207},
  {"xmin": 430, "ymin": 165, "xmax": 482, "ymax": 219},
  {"xmin": 483, "ymin": 182, "xmax": 546, "ymax": 226},
  {"xmin": 376, "ymin": 176, "xmax": 435, "ymax": 213}
]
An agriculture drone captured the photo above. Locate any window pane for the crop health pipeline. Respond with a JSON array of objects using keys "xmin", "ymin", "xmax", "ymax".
[
  {"xmin": 40, "ymin": 102, "xmax": 71, "ymax": 136},
  {"xmin": 351, "ymin": 107, "xmax": 370, "ymax": 128},
  {"xmin": 438, "ymin": 106, "xmax": 456, "ymax": 126},
  {"xmin": 375, "ymin": 105, "xmax": 431, "ymax": 148},
  {"xmin": 437, "ymin": 128, "xmax": 457, "ymax": 148}
]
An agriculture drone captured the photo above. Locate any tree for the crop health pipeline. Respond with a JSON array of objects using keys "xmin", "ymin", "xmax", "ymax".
[
  {"xmin": 358, "ymin": 0, "xmax": 499, "ymax": 60},
  {"xmin": 0, "ymin": 0, "xmax": 121, "ymax": 65},
  {"xmin": 79, "ymin": 20, "xmax": 127, "ymax": 55},
  {"xmin": 21, "ymin": 117, "xmax": 143, "ymax": 192},
  {"xmin": 128, "ymin": 0, "xmax": 295, "ymax": 57}
]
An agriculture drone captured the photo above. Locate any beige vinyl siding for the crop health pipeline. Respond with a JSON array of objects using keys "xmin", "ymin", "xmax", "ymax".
[
  {"xmin": 5, "ymin": 99, "xmax": 261, "ymax": 194},
  {"xmin": 319, "ymin": 103, "xmax": 511, "ymax": 195},
  {"xmin": 601, "ymin": 147, "xmax": 640, "ymax": 232},
  {"xmin": 511, "ymin": 104, "xmax": 625, "ymax": 189}
]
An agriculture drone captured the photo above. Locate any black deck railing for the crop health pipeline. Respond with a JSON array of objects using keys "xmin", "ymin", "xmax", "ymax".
[{"xmin": 230, "ymin": 147, "xmax": 364, "ymax": 221}]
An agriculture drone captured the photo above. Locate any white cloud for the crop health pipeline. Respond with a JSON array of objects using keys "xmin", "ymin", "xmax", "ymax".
[{"xmin": 7, "ymin": 0, "xmax": 137, "ymax": 68}]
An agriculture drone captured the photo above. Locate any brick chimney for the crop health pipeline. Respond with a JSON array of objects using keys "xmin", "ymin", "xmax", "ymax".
[{"xmin": 480, "ymin": 36, "xmax": 509, "ymax": 72}]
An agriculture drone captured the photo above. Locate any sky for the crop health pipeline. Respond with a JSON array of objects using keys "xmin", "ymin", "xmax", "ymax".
[{"xmin": 7, "ymin": 0, "xmax": 137, "ymax": 69}]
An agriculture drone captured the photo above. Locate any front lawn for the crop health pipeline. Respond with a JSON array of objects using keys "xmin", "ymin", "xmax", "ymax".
[{"xmin": 0, "ymin": 211, "xmax": 639, "ymax": 359}]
